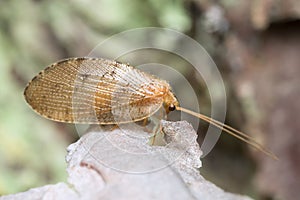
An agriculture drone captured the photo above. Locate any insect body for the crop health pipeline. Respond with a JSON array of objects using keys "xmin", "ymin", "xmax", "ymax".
[
  {"xmin": 24, "ymin": 58, "xmax": 178, "ymax": 124},
  {"xmin": 24, "ymin": 57, "xmax": 277, "ymax": 159}
]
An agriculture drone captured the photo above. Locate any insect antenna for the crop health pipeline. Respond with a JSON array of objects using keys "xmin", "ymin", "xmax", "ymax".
[{"xmin": 176, "ymin": 106, "xmax": 278, "ymax": 160}]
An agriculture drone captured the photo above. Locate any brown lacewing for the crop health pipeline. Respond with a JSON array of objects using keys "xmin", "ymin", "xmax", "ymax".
[{"xmin": 24, "ymin": 57, "xmax": 277, "ymax": 159}]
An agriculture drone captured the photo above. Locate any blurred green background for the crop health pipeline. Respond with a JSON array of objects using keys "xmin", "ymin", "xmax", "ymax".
[{"xmin": 0, "ymin": 0, "xmax": 299, "ymax": 199}]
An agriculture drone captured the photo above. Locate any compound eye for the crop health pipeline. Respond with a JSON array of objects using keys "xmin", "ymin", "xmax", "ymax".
[{"xmin": 168, "ymin": 104, "xmax": 176, "ymax": 111}]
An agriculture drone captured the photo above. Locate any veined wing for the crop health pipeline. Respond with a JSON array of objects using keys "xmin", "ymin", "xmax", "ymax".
[{"xmin": 24, "ymin": 57, "xmax": 168, "ymax": 124}]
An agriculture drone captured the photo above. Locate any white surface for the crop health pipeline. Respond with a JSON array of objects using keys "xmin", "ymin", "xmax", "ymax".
[{"xmin": 1, "ymin": 121, "xmax": 253, "ymax": 200}]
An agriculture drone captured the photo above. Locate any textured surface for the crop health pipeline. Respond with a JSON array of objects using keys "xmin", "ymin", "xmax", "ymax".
[{"xmin": 1, "ymin": 121, "xmax": 252, "ymax": 200}]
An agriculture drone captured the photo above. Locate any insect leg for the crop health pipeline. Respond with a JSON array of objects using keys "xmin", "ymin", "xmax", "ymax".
[
  {"xmin": 148, "ymin": 118, "xmax": 166, "ymax": 146},
  {"xmin": 110, "ymin": 124, "xmax": 120, "ymax": 131}
]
